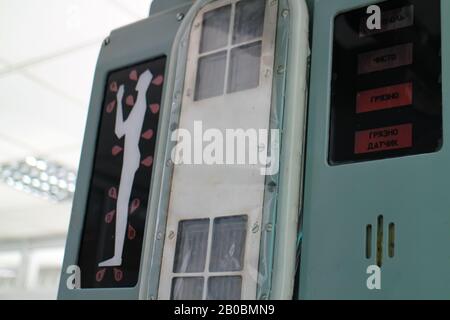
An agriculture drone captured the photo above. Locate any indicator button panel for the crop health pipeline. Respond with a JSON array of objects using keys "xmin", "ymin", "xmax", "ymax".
[{"xmin": 329, "ymin": 0, "xmax": 442, "ymax": 165}]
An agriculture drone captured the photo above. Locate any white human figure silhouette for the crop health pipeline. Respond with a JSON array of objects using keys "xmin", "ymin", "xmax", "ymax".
[{"xmin": 99, "ymin": 70, "xmax": 153, "ymax": 267}]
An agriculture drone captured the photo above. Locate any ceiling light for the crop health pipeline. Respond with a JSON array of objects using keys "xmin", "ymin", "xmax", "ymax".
[{"xmin": 0, "ymin": 158, "xmax": 77, "ymax": 203}]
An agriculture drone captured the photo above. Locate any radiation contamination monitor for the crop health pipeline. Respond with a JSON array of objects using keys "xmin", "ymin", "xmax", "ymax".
[{"xmin": 58, "ymin": 0, "xmax": 309, "ymax": 300}]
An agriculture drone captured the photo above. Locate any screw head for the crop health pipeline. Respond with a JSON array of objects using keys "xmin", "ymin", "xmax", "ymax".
[
  {"xmin": 252, "ymin": 223, "xmax": 260, "ymax": 234},
  {"xmin": 156, "ymin": 232, "xmax": 163, "ymax": 240},
  {"xmin": 282, "ymin": 9, "xmax": 289, "ymax": 18},
  {"xmin": 168, "ymin": 231, "xmax": 176, "ymax": 240},
  {"xmin": 176, "ymin": 13, "xmax": 185, "ymax": 21}
]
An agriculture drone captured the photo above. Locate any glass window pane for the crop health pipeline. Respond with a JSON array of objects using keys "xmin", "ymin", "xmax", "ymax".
[
  {"xmin": 233, "ymin": 0, "xmax": 266, "ymax": 44},
  {"xmin": 173, "ymin": 219, "xmax": 210, "ymax": 273},
  {"xmin": 171, "ymin": 277, "xmax": 204, "ymax": 300},
  {"xmin": 195, "ymin": 51, "xmax": 227, "ymax": 101},
  {"xmin": 209, "ymin": 215, "xmax": 248, "ymax": 272},
  {"xmin": 228, "ymin": 42, "xmax": 262, "ymax": 94},
  {"xmin": 200, "ymin": 5, "xmax": 231, "ymax": 53},
  {"xmin": 207, "ymin": 276, "xmax": 242, "ymax": 300}
]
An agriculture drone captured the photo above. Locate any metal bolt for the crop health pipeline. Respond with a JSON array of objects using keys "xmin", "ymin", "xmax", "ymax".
[
  {"xmin": 104, "ymin": 37, "xmax": 110, "ymax": 46},
  {"xmin": 168, "ymin": 231, "xmax": 176, "ymax": 240},
  {"xmin": 282, "ymin": 9, "xmax": 289, "ymax": 18},
  {"xmin": 252, "ymin": 223, "xmax": 260, "ymax": 234},
  {"xmin": 177, "ymin": 13, "xmax": 185, "ymax": 21}
]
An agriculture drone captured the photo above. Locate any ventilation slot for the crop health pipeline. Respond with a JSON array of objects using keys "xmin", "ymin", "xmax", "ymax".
[
  {"xmin": 365, "ymin": 224, "xmax": 372, "ymax": 259},
  {"xmin": 388, "ymin": 223, "xmax": 395, "ymax": 258},
  {"xmin": 365, "ymin": 216, "xmax": 396, "ymax": 266},
  {"xmin": 376, "ymin": 215, "xmax": 384, "ymax": 267}
]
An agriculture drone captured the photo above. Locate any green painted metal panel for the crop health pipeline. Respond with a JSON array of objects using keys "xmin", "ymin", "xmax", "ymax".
[
  {"xmin": 58, "ymin": 3, "xmax": 192, "ymax": 300},
  {"xmin": 300, "ymin": 0, "xmax": 450, "ymax": 299}
]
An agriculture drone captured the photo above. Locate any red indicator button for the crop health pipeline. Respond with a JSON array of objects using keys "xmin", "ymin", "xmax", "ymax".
[
  {"xmin": 355, "ymin": 124, "xmax": 413, "ymax": 154},
  {"xmin": 356, "ymin": 83, "xmax": 413, "ymax": 113}
]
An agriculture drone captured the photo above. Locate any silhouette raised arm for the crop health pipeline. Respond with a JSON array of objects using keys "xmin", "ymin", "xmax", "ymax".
[{"xmin": 115, "ymin": 85, "xmax": 126, "ymax": 139}]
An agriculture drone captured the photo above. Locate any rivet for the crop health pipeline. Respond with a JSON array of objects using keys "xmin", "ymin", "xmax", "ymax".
[
  {"xmin": 156, "ymin": 232, "xmax": 163, "ymax": 240},
  {"xmin": 265, "ymin": 223, "xmax": 273, "ymax": 232}
]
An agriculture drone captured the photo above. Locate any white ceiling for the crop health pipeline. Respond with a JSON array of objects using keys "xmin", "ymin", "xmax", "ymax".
[{"xmin": 0, "ymin": 0, "xmax": 153, "ymax": 240}]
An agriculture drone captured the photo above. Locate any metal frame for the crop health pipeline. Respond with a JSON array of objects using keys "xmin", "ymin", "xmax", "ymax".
[
  {"xmin": 58, "ymin": 1, "xmax": 193, "ymax": 300},
  {"xmin": 144, "ymin": 0, "xmax": 310, "ymax": 300},
  {"xmin": 157, "ymin": 0, "xmax": 278, "ymax": 300}
]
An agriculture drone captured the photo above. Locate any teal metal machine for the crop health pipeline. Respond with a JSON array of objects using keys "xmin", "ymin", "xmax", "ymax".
[{"xmin": 58, "ymin": 0, "xmax": 448, "ymax": 300}]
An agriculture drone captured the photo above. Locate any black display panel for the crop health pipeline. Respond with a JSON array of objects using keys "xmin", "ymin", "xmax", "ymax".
[
  {"xmin": 78, "ymin": 57, "xmax": 166, "ymax": 288},
  {"xmin": 329, "ymin": 0, "xmax": 442, "ymax": 165}
]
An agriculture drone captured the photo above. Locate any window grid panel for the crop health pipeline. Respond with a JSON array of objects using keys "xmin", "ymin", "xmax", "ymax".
[
  {"xmin": 210, "ymin": 215, "xmax": 248, "ymax": 272},
  {"xmin": 173, "ymin": 219, "xmax": 210, "ymax": 273},
  {"xmin": 171, "ymin": 277, "xmax": 205, "ymax": 300},
  {"xmin": 228, "ymin": 42, "xmax": 263, "ymax": 94},
  {"xmin": 233, "ymin": 0, "xmax": 266, "ymax": 45},
  {"xmin": 169, "ymin": 271, "xmax": 243, "ymax": 278},
  {"xmin": 201, "ymin": 215, "xmax": 215, "ymax": 300},
  {"xmin": 194, "ymin": 51, "xmax": 228, "ymax": 101},
  {"xmin": 222, "ymin": 1, "xmax": 237, "ymax": 95},
  {"xmin": 198, "ymin": 37, "xmax": 263, "ymax": 59},
  {"xmin": 199, "ymin": 5, "xmax": 232, "ymax": 54},
  {"xmin": 207, "ymin": 276, "xmax": 243, "ymax": 300},
  {"xmin": 194, "ymin": 1, "xmax": 265, "ymax": 100}
]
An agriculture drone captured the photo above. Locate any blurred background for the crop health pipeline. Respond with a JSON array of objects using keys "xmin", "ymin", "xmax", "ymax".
[{"xmin": 0, "ymin": 0, "xmax": 153, "ymax": 299}]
